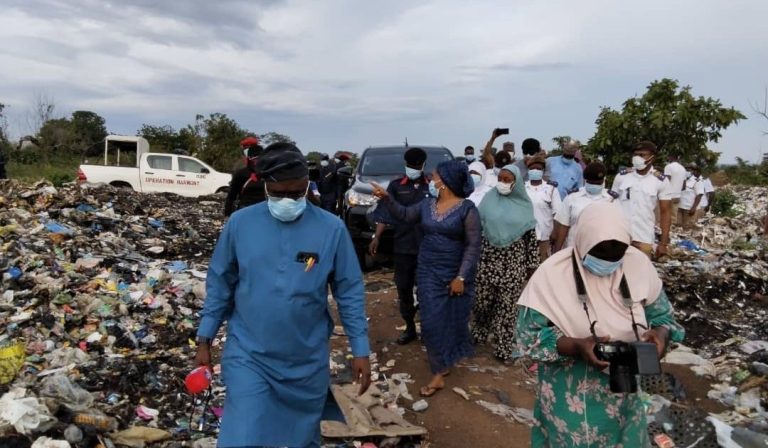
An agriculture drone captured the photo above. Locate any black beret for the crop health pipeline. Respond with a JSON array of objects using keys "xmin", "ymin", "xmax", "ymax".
[
  {"xmin": 583, "ymin": 162, "xmax": 607, "ymax": 182},
  {"xmin": 495, "ymin": 150, "xmax": 512, "ymax": 166},
  {"xmin": 521, "ymin": 138, "xmax": 541, "ymax": 155},
  {"xmin": 256, "ymin": 143, "xmax": 309, "ymax": 182},
  {"xmin": 245, "ymin": 145, "xmax": 264, "ymax": 158},
  {"xmin": 404, "ymin": 147, "xmax": 427, "ymax": 165}
]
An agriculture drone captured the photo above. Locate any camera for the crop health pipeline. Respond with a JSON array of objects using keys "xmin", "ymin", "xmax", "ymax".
[{"xmin": 594, "ymin": 341, "xmax": 660, "ymax": 393}]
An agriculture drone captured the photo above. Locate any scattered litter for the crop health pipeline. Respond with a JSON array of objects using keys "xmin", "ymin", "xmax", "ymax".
[
  {"xmin": 475, "ymin": 400, "xmax": 535, "ymax": 427},
  {"xmin": 452, "ymin": 387, "xmax": 470, "ymax": 401},
  {"xmin": 412, "ymin": 400, "xmax": 429, "ymax": 412}
]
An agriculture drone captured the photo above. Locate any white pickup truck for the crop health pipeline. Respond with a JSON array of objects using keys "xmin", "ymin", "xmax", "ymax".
[{"xmin": 78, "ymin": 135, "xmax": 232, "ymax": 197}]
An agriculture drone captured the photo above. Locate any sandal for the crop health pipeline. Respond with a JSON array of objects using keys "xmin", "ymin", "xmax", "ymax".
[{"xmin": 419, "ymin": 385, "xmax": 443, "ymax": 397}]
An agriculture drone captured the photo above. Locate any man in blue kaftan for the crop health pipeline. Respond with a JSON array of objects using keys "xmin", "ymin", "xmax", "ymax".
[{"xmin": 195, "ymin": 144, "xmax": 371, "ymax": 448}]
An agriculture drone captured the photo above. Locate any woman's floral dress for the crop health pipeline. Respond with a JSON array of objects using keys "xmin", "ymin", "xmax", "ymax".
[{"xmin": 515, "ymin": 291, "xmax": 685, "ymax": 448}]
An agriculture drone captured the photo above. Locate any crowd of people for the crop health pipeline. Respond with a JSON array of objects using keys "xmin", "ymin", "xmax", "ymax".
[{"xmin": 197, "ymin": 133, "xmax": 722, "ymax": 447}]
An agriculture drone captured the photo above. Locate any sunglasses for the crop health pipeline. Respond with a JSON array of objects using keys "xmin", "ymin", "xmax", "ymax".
[{"xmin": 265, "ymin": 184, "xmax": 309, "ymax": 200}]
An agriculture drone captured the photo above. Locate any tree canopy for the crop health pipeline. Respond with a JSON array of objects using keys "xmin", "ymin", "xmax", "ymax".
[{"xmin": 586, "ymin": 78, "xmax": 745, "ymax": 172}]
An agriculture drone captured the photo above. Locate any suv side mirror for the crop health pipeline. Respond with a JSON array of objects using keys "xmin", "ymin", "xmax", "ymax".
[{"xmin": 201, "ymin": 168, "xmax": 210, "ymax": 174}]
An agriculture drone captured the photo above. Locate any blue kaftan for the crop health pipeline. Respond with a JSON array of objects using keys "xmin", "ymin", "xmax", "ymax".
[
  {"xmin": 197, "ymin": 203, "xmax": 370, "ymax": 448},
  {"xmin": 385, "ymin": 198, "xmax": 482, "ymax": 373}
]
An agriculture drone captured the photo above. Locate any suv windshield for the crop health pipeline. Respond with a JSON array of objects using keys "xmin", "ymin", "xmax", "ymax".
[{"xmin": 359, "ymin": 148, "xmax": 453, "ymax": 176}]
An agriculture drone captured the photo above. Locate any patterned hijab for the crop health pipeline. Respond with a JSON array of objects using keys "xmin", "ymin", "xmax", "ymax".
[
  {"xmin": 477, "ymin": 164, "xmax": 536, "ymax": 247},
  {"xmin": 436, "ymin": 160, "xmax": 474, "ymax": 199}
]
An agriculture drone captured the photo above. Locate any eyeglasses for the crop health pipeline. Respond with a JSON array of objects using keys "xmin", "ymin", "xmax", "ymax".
[{"xmin": 265, "ymin": 183, "xmax": 309, "ymax": 200}]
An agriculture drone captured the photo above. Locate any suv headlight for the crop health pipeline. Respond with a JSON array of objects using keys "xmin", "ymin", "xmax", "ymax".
[{"xmin": 346, "ymin": 190, "xmax": 377, "ymax": 207}]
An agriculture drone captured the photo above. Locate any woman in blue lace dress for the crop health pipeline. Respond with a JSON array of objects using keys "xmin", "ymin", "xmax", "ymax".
[{"xmin": 372, "ymin": 160, "xmax": 482, "ymax": 397}]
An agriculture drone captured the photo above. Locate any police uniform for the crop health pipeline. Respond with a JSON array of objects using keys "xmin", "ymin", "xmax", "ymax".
[
  {"xmin": 611, "ymin": 168, "xmax": 673, "ymax": 250},
  {"xmin": 386, "ymin": 174, "xmax": 431, "ymax": 335},
  {"xmin": 525, "ymin": 180, "xmax": 561, "ymax": 261},
  {"xmin": 554, "ymin": 187, "xmax": 617, "ymax": 249},
  {"xmin": 678, "ymin": 175, "xmax": 704, "ymax": 229}
]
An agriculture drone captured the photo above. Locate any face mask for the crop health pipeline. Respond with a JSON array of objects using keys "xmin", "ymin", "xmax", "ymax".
[
  {"xmin": 496, "ymin": 182, "xmax": 513, "ymax": 195},
  {"xmin": 582, "ymin": 254, "xmax": 623, "ymax": 277},
  {"xmin": 268, "ymin": 197, "xmax": 307, "ymax": 222},
  {"xmin": 562, "ymin": 156, "xmax": 574, "ymax": 165},
  {"xmin": 428, "ymin": 180, "xmax": 441, "ymax": 197},
  {"xmin": 528, "ymin": 169, "xmax": 543, "ymax": 181},
  {"xmin": 632, "ymin": 155, "xmax": 652, "ymax": 171},
  {"xmin": 585, "ymin": 183, "xmax": 603, "ymax": 196},
  {"xmin": 466, "ymin": 155, "xmax": 475, "ymax": 162},
  {"xmin": 471, "ymin": 174, "xmax": 482, "ymax": 187},
  {"xmin": 405, "ymin": 166, "xmax": 422, "ymax": 180},
  {"xmin": 320, "ymin": 160, "xmax": 329, "ymax": 167}
]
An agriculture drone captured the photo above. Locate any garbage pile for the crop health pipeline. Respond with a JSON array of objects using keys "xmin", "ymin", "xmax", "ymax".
[
  {"xmin": 650, "ymin": 185, "xmax": 768, "ymax": 446},
  {"xmin": 0, "ymin": 180, "xmax": 228, "ymax": 447},
  {"xmin": 0, "ymin": 180, "xmax": 427, "ymax": 448}
]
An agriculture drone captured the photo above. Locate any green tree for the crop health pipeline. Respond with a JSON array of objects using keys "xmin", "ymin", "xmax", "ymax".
[
  {"xmin": 138, "ymin": 124, "xmax": 185, "ymax": 153},
  {"xmin": 306, "ymin": 151, "xmax": 324, "ymax": 163},
  {"xmin": 71, "ymin": 111, "xmax": 107, "ymax": 149},
  {"xmin": 38, "ymin": 118, "xmax": 76, "ymax": 152},
  {"xmin": 0, "ymin": 103, "xmax": 11, "ymax": 155},
  {"xmin": 198, "ymin": 113, "xmax": 247, "ymax": 171},
  {"xmin": 259, "ymin": 131, "xmax": 295, "ymax": 146},
  {"xmin": 586, "ymin": 79, "xmax": 746, "ymax": 173},
  {"xmin": 550, "ymin": 135, "xmax": 575, "ymax": 157}
]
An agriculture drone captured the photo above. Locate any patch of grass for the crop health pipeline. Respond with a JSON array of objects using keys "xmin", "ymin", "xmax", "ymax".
[
  {"xmin": 7, "ymin": 160, "xmax": 80, "ymax": 184},
  {"xmin": 710, "ymin": 190, "xmax": 739, "ymax": 217}
]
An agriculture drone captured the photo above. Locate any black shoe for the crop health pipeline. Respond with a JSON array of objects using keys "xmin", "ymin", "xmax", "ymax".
[{"xmin": 396, "ymin": 330, "xmax": 418, "ymax": 345}]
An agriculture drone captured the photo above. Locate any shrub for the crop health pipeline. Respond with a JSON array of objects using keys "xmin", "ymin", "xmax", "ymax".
[{"xmin": 710, "ymin": 190, "xmax": 738, "ymax": 217}]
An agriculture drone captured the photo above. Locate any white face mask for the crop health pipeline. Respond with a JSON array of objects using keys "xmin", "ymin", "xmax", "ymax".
[
  {"xmin": 632, "ymin": 155, "xmax": 651, "ymax": 171},
  {"xmin": 496, "ymin": 182, "xmax": 513, "ymax": 195}
]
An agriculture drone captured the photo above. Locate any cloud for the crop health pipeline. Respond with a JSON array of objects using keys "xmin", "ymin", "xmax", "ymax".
[{"xmin": 1, "ymin": 0, "xmax": 767, "ymax": 161}]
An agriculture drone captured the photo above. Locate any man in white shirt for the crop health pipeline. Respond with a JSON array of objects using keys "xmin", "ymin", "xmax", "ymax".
[
  {"xmin": 524, "ymin": 154, "xmax": 562, "ymax": 262},
  {"xmin": 697, "ymin": 175, "xmax": 715, "ymax": 222},
  {"xmin": 664, "ymin": 154, "xmax": 687, "ymax": 225},
  {"xmin": 678, "ymin": 163, "xmax": 705, "ymax": 229},
  {"xmin": 552, "ymin": 162, "xmax": 617, "ymax": 252},
  {"xmin": 611, "ymin": 141, "xmax": 673, "ymax": 259}
]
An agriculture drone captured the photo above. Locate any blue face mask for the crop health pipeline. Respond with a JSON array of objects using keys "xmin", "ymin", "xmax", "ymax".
[
  {"xmin": 562, "ymin": 156, "xmax": 574, "ymax": 166},
  {"xmin": 582, "ymin": 254, "xmax": 622, "ymax": 277},
  {"xmin": 471, "ymin": 174, "xmax": 482, "ymax": 187},
  {"xmin": 466, "ymin": 155, "xmax": 475, "ymax": 162},
  {"xmin": 528, "ymin": 169, "xmax": 543, "ymax": 181},
  {"xmin": 268, "ymin": 197, "xmax": 307, "ymax": 222},
  {"xmin": 428, "ymin": 180, "xmax": 440, "ymax": 197},
  {"xmin": 585, "ymin": 183, "xmax": 603, "ymax": 196},
  {"xmin": 405, "ymin": 166, "xmax": 422, "ymax": 180}
]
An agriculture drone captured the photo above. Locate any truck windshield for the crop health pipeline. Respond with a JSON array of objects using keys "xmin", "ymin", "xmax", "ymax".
[{"xmin": 359, "ymin": 149, "xmax": 453, "ymax": 176}]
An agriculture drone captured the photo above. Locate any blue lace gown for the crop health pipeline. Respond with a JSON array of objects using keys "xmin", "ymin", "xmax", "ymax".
[{"xmin": 385, "ymin": 197, "xmax": 482, "ymax": 373}]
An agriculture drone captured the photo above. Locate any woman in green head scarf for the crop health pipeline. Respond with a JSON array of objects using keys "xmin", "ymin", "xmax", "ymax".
[{"xmin": 473, "ymin": 164, "xmax": 540, "ymax": 360}]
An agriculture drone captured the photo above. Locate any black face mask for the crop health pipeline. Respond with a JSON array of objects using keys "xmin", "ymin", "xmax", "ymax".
[{"xmin": 562, "ymin": 154, "xmax": 575, "ymax": 160}]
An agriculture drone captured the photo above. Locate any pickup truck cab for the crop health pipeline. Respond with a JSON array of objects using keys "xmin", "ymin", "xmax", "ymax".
[
  {"xmin": 78, "ymin": 135, "xmax": 231, "ymax": 197},
  {"xmin": 342, "ymin": 145, "xmax": 454, "ymax": 269}
]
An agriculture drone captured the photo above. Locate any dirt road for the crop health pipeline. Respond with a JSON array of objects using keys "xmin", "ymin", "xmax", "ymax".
[{"xmin": 349, "ymin": 268, "xmax": 723, "ymax": 448}]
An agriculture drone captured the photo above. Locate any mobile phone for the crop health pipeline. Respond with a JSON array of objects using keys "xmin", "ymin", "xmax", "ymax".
[{"xmin": 495, "ymin": 128, "xmax": 510, "ymax": 136}]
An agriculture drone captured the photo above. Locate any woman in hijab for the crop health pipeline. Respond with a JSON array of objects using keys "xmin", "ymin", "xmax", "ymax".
[
  {"xmin": 472, "ymin": 164, "xmax": 539, "ymax": 360},
  {"xmin": 467, "ymin": 160, "xmax": 491, "ymax": 205},
  {"xmin": 515, "ymin": 203, "xmax": 684, "ymax": 447},
  {"xmin": 371, "ymin": 160, "xmax": 481, "ymax": 397}
]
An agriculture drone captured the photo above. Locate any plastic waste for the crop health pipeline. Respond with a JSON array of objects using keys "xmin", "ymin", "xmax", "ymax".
[
  {"xmin": 475, "ymin": 400, "xmax": 536, "ymax": 427},
  {"xmin": 110, "ymin": 426, "xmax": 172, "ymax": 447},
  {"xmin": 707, "ymin": 416, "xmax": 741, "ymax": 448},
  {"xmin": 6, "ymin": 266, "xmax": 22, "ymax": 280},
  {"xmin": 44, "ymin": 221, "xmax": 74, "ymax": 235},
  {"xmin": 30, "ymin": 438, "xmax": 71, "ymax": 448},
  {"xmin": 0, "ymin": 389, "xmax": 57, "ymax": 435},
  {"xmin": 0, "ymin": 341, "xmax": 26, "ymax": 384},
  {"xmin": 412, "ymin": 400, "xmax": 429, "ymax": 412},
  {"xmin": 40, "ymin": 375, "xmax": 94, "ymax": 411},
  {"xmin": 732, "ymin": 427, "xmax": 768, "ymax": 447},
  {"xmin": 63, "ymin": 425, "xmax": 83, "ymax": 444}
]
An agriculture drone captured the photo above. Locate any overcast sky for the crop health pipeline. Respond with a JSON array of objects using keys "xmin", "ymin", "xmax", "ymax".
[{"xmin": 2, "ymin": 0, "xmax": 767, "ymax": 163}]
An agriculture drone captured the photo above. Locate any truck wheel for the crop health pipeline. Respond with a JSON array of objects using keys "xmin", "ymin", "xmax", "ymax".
[{"xmin": 110, "ymin": 182, "xmax": 133, "ymax": 190}]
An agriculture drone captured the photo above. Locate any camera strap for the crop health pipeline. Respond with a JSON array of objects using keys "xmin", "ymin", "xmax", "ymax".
[{"xmin": 571, "ymin": 251, "xmax": 646, "ymax": 341}]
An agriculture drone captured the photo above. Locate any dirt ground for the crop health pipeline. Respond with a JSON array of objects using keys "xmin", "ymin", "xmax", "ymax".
[{"xmin": 346, "ymin": 268, "xmax": 725, "ymax": 448}]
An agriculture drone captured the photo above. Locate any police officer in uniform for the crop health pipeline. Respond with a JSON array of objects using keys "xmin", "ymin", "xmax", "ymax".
[
  {"xmin": 610, "ymin": 141, "xmax": 673, "ymax": 259},
  {"xmin": 553, "ymin": 161, "xmax": 618, "ymax": 251},
  {"xmin": 369, "ymin": 147, "xmax": 430, "ymax": 345}
]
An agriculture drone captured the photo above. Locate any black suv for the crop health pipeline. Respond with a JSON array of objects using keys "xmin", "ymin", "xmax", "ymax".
[{"xmin": 341, "ymin": 145, "xmax": 454, "ymax": 269}]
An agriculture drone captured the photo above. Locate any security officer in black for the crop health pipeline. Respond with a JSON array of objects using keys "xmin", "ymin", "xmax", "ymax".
[
  {"xmin": 369, "ymin": 147, "xmax": 430, "ymax": 345},
  {"xmin": 224, "ymin": 138, "xmax": 265, "ymax": 217},
  {"xmin": 317, "ymin": 154, "xmax": 338, "ymax": 214}
]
